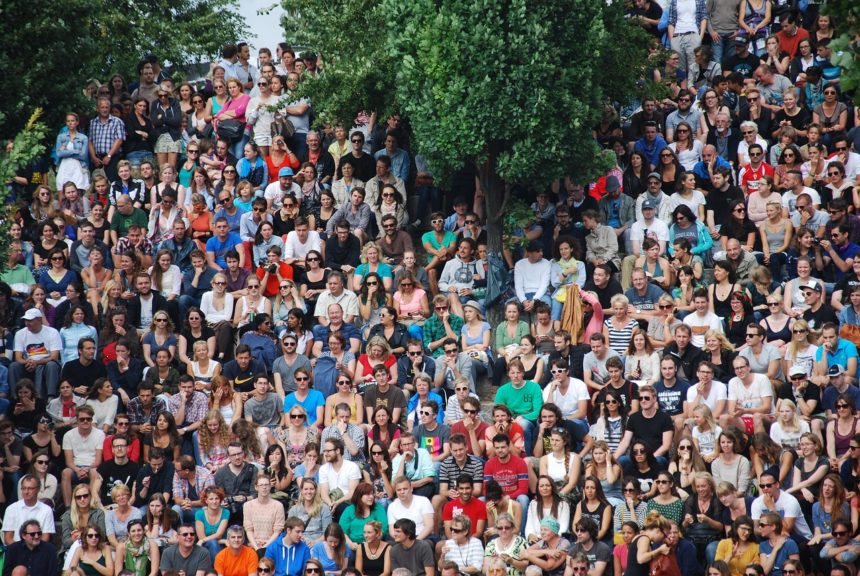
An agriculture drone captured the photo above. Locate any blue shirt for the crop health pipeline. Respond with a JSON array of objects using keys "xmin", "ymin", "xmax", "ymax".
[
  {"xmin": 283, "ymin": 390, "xmax": 325, "ymax": 427},
  {"xmin": 759, "ymin": 537, "xmax": 799, "ymax": 576},
  {"xmin": 205, "ymin": 232, "xmax": 243, "ymax": 269},
  {"xmin": 655, "ymin": 377, "xmax": 691, "ymax": 416},
  {"xmin": 264, "ymin": 538, "xmax": 311, "ymax": 576},
  {"xmin": 815, "ymin": 339, "xmax": 859, "ymax": 374}
]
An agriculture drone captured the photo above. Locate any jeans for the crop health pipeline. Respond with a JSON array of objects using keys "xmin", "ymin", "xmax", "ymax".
[
  {"xmin": 200, "ymin": 538, "xmax": 223, "ymax": 564},
  {"xmin": 10, "ymin": 360, "xmax": 61, "ymax": 398},
  {"xmin": 414, "ymin": 185, "xmax": 443, "ymax": 224},
  {"xmin": 670, "ymin": 33, "xmax": 702, "ymax": 78},
  {"xmin": 711, "ymin": 33, "xmax": 736, "ymax": 64},
  {"xmin": 126, "ymin": 150, "xmax": 154, "ymax": 169},
  {"xmin": 290, "ymin": 132, "xmax": 309, "ymax": 163},
  {"xmin": 172, "ymin": 504, "xmax": 198, "ymax": 525},
  {"xmin": 518, "ymin": 417, "xmax": 537, "ymax": 457}
]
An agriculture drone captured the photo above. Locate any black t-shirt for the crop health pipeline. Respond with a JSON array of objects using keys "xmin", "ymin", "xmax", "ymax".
[
  {"xmin": 803, "ymin": 304, "xmax": 839, "ymax": 332},
  {"xmin": 222, "ymin": 358, "xmax": 267, "ymax": 393},
  {"xmin": 634, "ymin": 2, "xmax": 663, "ymax": 37},
  {"xmin": 60, "ymin": 360, "xmax": 107, "ymax": 392},
  {"xmin": 834, "ymin": 273, "xmax": 860, "ymax": 304},
  {"xmin": 583, "ymin": 279, "xmax": 624, "ymax": 311},
  {"xmin": 773, "ymin": 108, "xmax": 811, "ymax": 140},
  {"xmin": 626, "ymin": 410, "xmax": 674, "ymax": 455},
  {"xmin": 96, "ymin": 459, "xmax": 141, "ymax": 504},
  {"xmin": 722, "ymin": 52, "xmax": 763, "ymax": 78},
  {"xmin": 705, "ymin": 184, "xmax": 745, "ymax": 229},
  {"xmin": 596, "ymin": 379, "xmax": 640, "ymax": 413},
  {"xmin": 776, "ymin": 381, "xmax": 823, "ymax": 415},
  {"xmin": 568, "ymin": 196, "xmax": 600, "ymax": 223}
]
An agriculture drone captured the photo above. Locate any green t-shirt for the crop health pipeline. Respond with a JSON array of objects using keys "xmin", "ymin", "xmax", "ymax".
[
  {"xmin": 494, "ymin": 380, "xmax": 544, "ymax": 421},
  {"xmin": 421, "ymin": 230, "xmax": 457, "ymax": 263},
  {"xmin": 0, "ymin": 265, "xmax": 35, "ymax": 291},
  {"xmin": 110, "ymin": 207, "xmax": 149, "ymax": 237}
]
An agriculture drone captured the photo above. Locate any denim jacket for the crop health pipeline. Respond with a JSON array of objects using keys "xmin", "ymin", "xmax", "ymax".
[{"xmin": 55, "ymin": 131, "xmax": 89, "ymax": 163}]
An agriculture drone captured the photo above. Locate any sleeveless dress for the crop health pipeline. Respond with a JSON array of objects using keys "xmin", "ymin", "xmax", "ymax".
[
  {"xmin": 711, "ymin": 284, "xmax": 733, "ymax": 320},
  {"xmin": 624, "ymin": 535, "xmax": 651, "ymax": 576},
  {"xmin": 834, "ymin": 418, "xmax": 859, "ymax": 458},
  {"xmin": 359, "ymin": 541, "xmax": 390, "ymax": 576}
]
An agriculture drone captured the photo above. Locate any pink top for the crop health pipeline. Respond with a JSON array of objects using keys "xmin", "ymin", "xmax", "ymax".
[
  {"xmin": 216, "ymin": 94, "xmax": 251, "ymax": 125},
  {"xmin": 393, "ymin": 288, "xmax": 427, "ymax": 316},
  {"xmin": 613, "ymin": 543, "xmax": 629, "ymax": 573}
]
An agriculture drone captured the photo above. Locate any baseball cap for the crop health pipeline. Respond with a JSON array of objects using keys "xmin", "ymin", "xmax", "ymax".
[
  {"xmin": 642, "ymin": 199, "xmax": 657, "ymax": 210},
  {"xmin": 788, "ymin": 365, "xmax": 807, "ymax": 378},
  {"xmin": 278, "ymin": 167, "xmax": 294, "ymax": 178},
  {"xmin": 647, "ymin": 172, "xmax": 661, "ymax": 181},
  {"xmin": 23, "ymin": 309, "xmax": 44, "ymax": 321},
  {"xmin": 803, "ymin": 280, "xmax": 823, "ymax": 293},
  {"xmin": 525, "ymin": 240, "xmax": 543, "ymax": 252}
]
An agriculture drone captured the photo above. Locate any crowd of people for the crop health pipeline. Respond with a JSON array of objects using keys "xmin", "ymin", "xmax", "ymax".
[{"xmin": 2, "ymin": 2, "xmax": 860, "ymax": 576}]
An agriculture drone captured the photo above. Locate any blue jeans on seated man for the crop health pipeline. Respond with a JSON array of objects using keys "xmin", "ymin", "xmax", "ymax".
[
  {"xmin": 517, "ymin": 417, "xmax": 537, "ymax": 457},
  {"xmin": 199, "ymin": 537, "xmax": 223, "ymax": 564}
]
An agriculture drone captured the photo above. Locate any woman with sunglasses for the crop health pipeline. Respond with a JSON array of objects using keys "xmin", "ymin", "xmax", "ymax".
[
  {"xmin": 645, "ymin": 470, "xmax": 684, "ymax": 525},
  {"xmin": 142, "ymin": 311, "xmax": 177, "ymax": 370},
  {"xmin": 324, "ymin": 374, "xmax": 364, "ymax": 426},
  {"xmin": 354, "ymin": 520, "xmax": 390, "ymax": 576},
  {"xmin": 393, "ymin": 272, "xmax": 430, "ymax": 340},
  {"xmin": 273, "ymin": 285, "xmax": 305, "ymax": 338},
  {"xmin": 19, "ymin": 447, "xmax": 56, "ymax": 505},
  {"xmin": 60, "ymin": 484, "xmax": 105, "ymax": 565},
  {"xmin": 525, "ymin": 475, "xmax": 570, "ymax": 545},
  {"xmin": 669, "ymin": 434, "xmax": 707, "ymax": 498},
  {"xmin": 363, "ymin": 440, "xmax": 395, "ymax": 508},
  {"xmin": 824, "ymin": 161, "xmax": 854, "ymax": 206},
  {"xmin": 68, "ymin": 523, "xmax": 113, "ymax": 576},
  {"xmin": 813, "ymin": 87, "xmax": 848, "ymax": 149},
  {"xmin": 773, "ymin": 142, "xmax": 804, "ymax": 191},
  {"xmin": 483, "ymin": 512, "xmax": 528, "ymax": 575},
  {"xmin": 338, "ymin": 483, "xmax": 388, "ymax": 552},
  {"xmin": 614, "ymin": 477, "xmax": 646, "ymax": 533},
  {"xmin": 279, "ymin": 406, "xmax": 320, "ymax": 471},
  {"xmin": 232, "ymin": 277, "xmax": 272, "ymax": 332},
  {"xmin": 825, "ymin": 392, "xmax": 860, "ymax": 471},
  {"xmin": 116, "ymin": 517, "xmax": 159, "ymax": 576},
  {"xmin": 368, "ymin": 305, "xmax": 410, "ymax": 357},
  {"xmin": 781, "ymin": 319, "xmax": 817, "ymax": 380},
  {"xmin": 669, "ymin": 122, "xmax": 703, "ymax": 171},
  {"xmin": 188, "ymin": 93, "xmax": 212, "ymax": 140},
  {"xmin": 713, "ymin": 515, "xmax": 757, "ymax": 576},
  {"xmin": 39, "ymin": 248, "xmax": 77, "ymax": 307}
]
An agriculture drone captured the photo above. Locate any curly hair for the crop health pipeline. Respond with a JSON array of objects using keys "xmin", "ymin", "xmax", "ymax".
[{"xmin": 198, "ymin": 409, "xmax": 230, "ymax": 456}]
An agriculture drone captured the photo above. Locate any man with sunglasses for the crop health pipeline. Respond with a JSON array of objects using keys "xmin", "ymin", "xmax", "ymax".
[
  {"xmin": 397, "ymin": 340, "xmax": 436, "ymax": 390},
  {"xmin": 782, "ymin": 173, "xmax": 822, "ymax": 222},
  {"xmin": 614, "ymin": 384, "xmax": 674, "ymax": 470},
  {"xmin": 337, "ymin": 133, "xmax": 375, "ymax": 182},
  {"xmin": 272, "ymin": 333, "xmax": 312, "ymax": 395},
  {"xmin": 449, "ymin": 397, "xmax": 489, "ymax": 457},
  {"xmin": 3, "ymin": 519, "xmax": 57, "ymax": 576},
  {"xmin": 821, "ymin": 222, "xmax": 860, "ymax": 281},
  {"xmin": 820, "ymin": 518, "xmax": 860, "ymax": 569},
  {"xmin": 738, "ymin": 143, "xmax": 774, "ymax": 196},
  {"xmin": 161, "ymin": 522, "xmax": 214, "ymax": 576},
  {"xmin": 378, "ymin": 213, "xmax": 413, "ymax": 265},
  {"xmin": 2, "ymin": 476, "xmax": 55, "ymax": 545},
  {"xmin": 59, "ymin": 404, "xmax": 105, "ymax": 507},
  {"xmin": 752, "ymin": 482, "xmax": 812, "ymax": 551},
  {"xmin": 827, "ymin": 135, "xmax": 860, "ymax": 184}
]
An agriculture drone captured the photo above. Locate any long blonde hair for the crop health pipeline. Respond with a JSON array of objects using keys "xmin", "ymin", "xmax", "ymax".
[
  {"xmin": 692, "ymin": 404, "xmax": 717, "ymax": 433},
  {"xmin": 198, "ymin": 409, "xmax": 230, "ymax": 454},
  {"xmin": 70, "ymin": 483, "xmax": 102, "ymax": 530},
  {"xmin": 702, "ymin": 329, "xmax": 735, "ymax": 353},
  {"xmin": 300, "ymin": 478, "xmax": 323, "ymax": 518},
  {"xmin": 786, "ymin": 319, "xmax": 816, "ymax": 363},
  {"xmin": 776, "ymin": 398, "xmax": 802, "ymax": 433}
]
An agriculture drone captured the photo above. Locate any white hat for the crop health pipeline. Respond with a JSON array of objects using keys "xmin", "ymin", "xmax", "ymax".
[{"xmin": 22, "ymin": 308, "xmax": 44, "ymax": 321}]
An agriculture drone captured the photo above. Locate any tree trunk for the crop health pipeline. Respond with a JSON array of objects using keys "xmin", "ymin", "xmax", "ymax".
[{"xmin": 479, "ymin": 141, "xmax": 509, "ymax": 326}]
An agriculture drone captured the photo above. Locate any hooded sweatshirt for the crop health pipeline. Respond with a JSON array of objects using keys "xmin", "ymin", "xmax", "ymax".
[{"xmin": 264, "ymin": 536, "xmax": 311, "ymax": 576}]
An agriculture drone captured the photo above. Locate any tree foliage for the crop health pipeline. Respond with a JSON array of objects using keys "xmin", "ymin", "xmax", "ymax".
[
  {"xmin": 0, "ymin": 0, "xmax": 247, "ymax": 137},
  {"xmin": 0, "ymin": 110, "xmax": 50, "ymax": 270},
  {"xmin": 823, "ymin": 0, "xmax": 860, "ymax": 101}
]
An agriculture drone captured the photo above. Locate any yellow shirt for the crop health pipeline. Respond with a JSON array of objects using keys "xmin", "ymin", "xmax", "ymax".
[{"xmin": 715, "ymin": 538, "xmax": 760, "ymax": 576}]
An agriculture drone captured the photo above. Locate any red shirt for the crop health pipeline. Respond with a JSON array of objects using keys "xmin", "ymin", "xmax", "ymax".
[
  {"xmin": 450, "ymin": 420, "xmax": 490, "ymax": 456},
  {"xmin": 256, "ymin": 261, "xmax": 294, "ymax": 297},
  {"xmin": 739, "ymin": 162, "xmax": 774, "ymax": 195},
  {"xmin": 483, "ymin": 455, "xmax": 529, "ymax": 498},
  {"xmin": 776, "ymin": 27, "xmax": 810, "ymax": 59},
  {"xmin": 443, "ymin": 497, "xmax": 488, "ymax": 535}
]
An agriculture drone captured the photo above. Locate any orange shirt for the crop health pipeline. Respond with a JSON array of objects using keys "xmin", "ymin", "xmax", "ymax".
[{"xmin": 214, "ymin": 545, "xmax": 258, "ymax": 576}]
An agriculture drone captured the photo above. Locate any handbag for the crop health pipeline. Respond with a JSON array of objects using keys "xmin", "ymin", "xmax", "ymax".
[
  {"xmin": 217, "ymin": 119, "xmax": 244, "ymax": 142},
  {"xmin": 271, "ymin": 112, "xmax": 296, "ymax": 139}
]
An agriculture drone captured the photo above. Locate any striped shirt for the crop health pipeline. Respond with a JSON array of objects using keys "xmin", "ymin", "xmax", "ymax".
[
  {"xmin": 604, "ymin": 317, "xmax": 639, "ymax": 356},
  {"xmin": 438, "ymin": 454, "xmax": 485, "ymax": 488}
]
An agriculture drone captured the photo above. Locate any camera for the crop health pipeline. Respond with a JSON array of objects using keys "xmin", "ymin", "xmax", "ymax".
[
  {"xmin": 267, "ymin": 263, "xmax": 278, "ymax": 273},
  {"xmin": 812, "ymin": 237, "xmax": 822, "ymax": 245}
]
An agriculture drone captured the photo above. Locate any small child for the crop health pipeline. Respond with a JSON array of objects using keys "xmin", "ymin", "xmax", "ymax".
[{"xmin": 692, "ymin": 404, "xmax": 722, "ymax": 464}]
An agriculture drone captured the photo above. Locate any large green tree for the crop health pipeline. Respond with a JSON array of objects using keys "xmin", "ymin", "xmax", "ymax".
[
  {"xmin": 0, "ymin": 0, "xmax": 246, "ymax": 137},
  {"xmin": 283, "ymin": 0, "xmax": 649, "ymax": 260},
  {"xmin": 823, "ymin": 1, "xmax": 860, "ymax": 101}
]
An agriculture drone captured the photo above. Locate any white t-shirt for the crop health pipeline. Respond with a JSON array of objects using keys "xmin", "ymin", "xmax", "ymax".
[
  {"xmin": 387, "ymin": 495, "xmax": 434, "ymax": 535},
  {"xmin": 769, "ymin": 419, "xmax": 810, "ymax": 450},
  {"xmin": 284, "ymin": 230, "xmax": 323, "ymax": 260},
  {"xmin": 683, "ymin": 312, "xmax": 724, "ymax": 348},
  {"xmin": 784, "ymin": 344, "xmax": 818, "ymax": 377},
  {"xmin": 263, "ymin": 181, "xmax": 302, "ymax": 211},
  {"xmin": 1, "ymin": 500, "xmax": 56, "ymax": 541},
  {"xmin": 750, "ymin": 490, "xmax": 813, "ymax": 539},
  {"xmin": 692, "ymin": 424, "xmax": 723, "ymax": 456},
  {"xmin": 781, "ymin": 187, "xmax": 822, "ymax": 217},
  {"xmin": 669, "ymin": 190, "xmax": 707, "ymax": 220},
  {"xmin": 728, "ymin": 373, "xmax": 773, "ymax": 414},
  {"xmin": 62, "ymin": 427, "xmax": 107, "ymax": 467},
  {"xmin": 543, "ymin": 378, "xmax": 590, "ymax": 420},
  {"xmin": 686, "ymin": 381, "xmax": 728, "ymax": 414},
  {"xmin": 13, "ymin": 325, "xmax": 62, "ymax": 361},
  {"xmin": 318, "ymin": 460, "xmax": 361, "ymax": 496},
  {"xmin": 629, "ymin": 218, "xmax": 670, "ymax": 253}
]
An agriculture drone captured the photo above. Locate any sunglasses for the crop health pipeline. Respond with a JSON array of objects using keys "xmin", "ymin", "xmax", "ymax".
[
  {"xmin": 837, "ymin": 404, "xmax": 850, "ymax": 409},
  {"xmin": 290, "ymin": 413, "xmax": 306, "ymax": 420},
  {"xmin": 497, "ymin": 525, "xmax": 513, "ymax": 531},
  {"xmin": 605, "ymin": 399, "xmax": 618, "ymax": 405},
  {"xmin": 829, "ymin": 171, "xmax": 842, "ymax": 176},
  {"xmin": 306, "ymin": 568, "xmax": 321, "ymax": 575},
  {"xmin": 76, "ymin": 492, "xmax": 91, "ymax": 499},
  {"xmin": 640, "ymin": 396, "xmax": 652, "ymax": 401},
  {"xmin": 78, "ymin": 417, "xmax": 92, "ymax": 422},
  {"xmin": 306, "ymin": 257, "xmax": 320, "ymax": 262},
  {"xmin": 259, "ymin": 569, "xmax": 272, "ymax": 574},
  {"xmin": 658, "ymin": 304, "xmax": 673, "ymax": 309},
  {"xmin": 25, "ymin": 530, "xmax": 42, "ymax": 537},
  {"xmin": 351, "ymin": 139, "xmax": 362, "ymax": 144},
  {"xmin": 463, "ymin": 408, "xmax": 478, "ymax": 414},
  {"xmin": 759, "ymin": 482, "xmax": 774, "ymax": 489}
]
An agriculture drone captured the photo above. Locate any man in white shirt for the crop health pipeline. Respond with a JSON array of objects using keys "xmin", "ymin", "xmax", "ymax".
[
  {"xmin": 318, "ymin": 437, "xmax": 361, "ymax": 521},
  {"xmin": 683, "ymin": 289, "xmax": 724, "ymax": 347},
  {"xmin": 513, "ymin": 241, "xmax": 552, "ymax": 312},
  {"xmin": 685, "ymin": 360, "xmax": 728, "ymax": 422},
  {"xmin": 751, "ymin": 470, "xmax": 813, "ymax": 540},
  {"xmin": 10, "ymin": 308, "xmax": 62, "ymax": 399},
  {"xmin": 60, "ymin": 404, "xmax": 105, "ymax": 507},
  {"xmin": 1, "ymin": 475, "xmax": 55, "ymax": 544},
  {"xmin": 782, "ymin": 171, "xmax": 822, "ymax": 219},
  {"xmin": 263, "ymin": 167, "xmax": 301, "ymax": 211},
  {"xmin": 283, "ymin": 217, "xmax": 323, "ymax": 268},
  {"xmin": 828, "ymin": 135, "xmax": 860, "ymax": 184},
  {"xmin": 543, "ymin": 358, "xmax": 590, "ymax": 436},
  {"xmin": 721, "ymin": 356, "xmax": 773, "ymax": 435},
  {"xmin": 313, "ymin": 273, "xmax": 360, "ymax": 325},
  {"xmin": 387, "ymin": 476, "xmax": 436, "ymax": 540}
]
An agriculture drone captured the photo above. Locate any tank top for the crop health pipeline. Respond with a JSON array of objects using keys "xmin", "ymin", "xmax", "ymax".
[
  {"xmin": 519, "ymin": 356, "xmax": 540, "ymax": 381},
  {"xmin": 764, "ymin": 221, "xmax": 789, "ymax": 252},
  {"xmin": 763, "ymin": 316, "xmax": 792, "ymax": 344},
  {"xmin": 834, "ymin": 418, "xmax": 859, "ymax": 458},
  {"xmin": 360, "ymin": 541, "xmax": 389, "ymax": 576},
  {"xmin": 624, "ymin": 535, "xmax": 651, "ymax": 576},
  {"xmin": 643, "ymin": 258, "xmax": 664, "ymax": 279},
  {"xmin": 605, "ymin": 317, "xmax": 639, "ymax": 356},
  {"xmin": 711, "ymin": 284, "xmax": 733, "ymax": 320},
  {"xmin": 546, "ymin": 452, "xmax": 570, "ymax": 484}
]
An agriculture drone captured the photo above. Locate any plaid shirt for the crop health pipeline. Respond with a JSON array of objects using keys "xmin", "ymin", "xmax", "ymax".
[
  {"xmin": 113, "ymin": 236, "xmax": 154, "ymax": 257},
  {"xmin": 422, "ymin": 313, "xmax": 464, "ymax": 358},
  {"xmin": 127, "ymin": 396, "xmax": 167, "ymax": 427},
  {"xmin": 88, "ymin": 115, "xmax": 126, "ymax": 155},
  {"xmin": 668, "ymin": 0, "xmax": 708, "ymax": 30},
  {"xmin": 168, "ymin": 391, "xmax": 209, "ymax": 427},
  {"xmin": 172, "ymin": 465, "xmax": 214, "ymax": 501}
]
